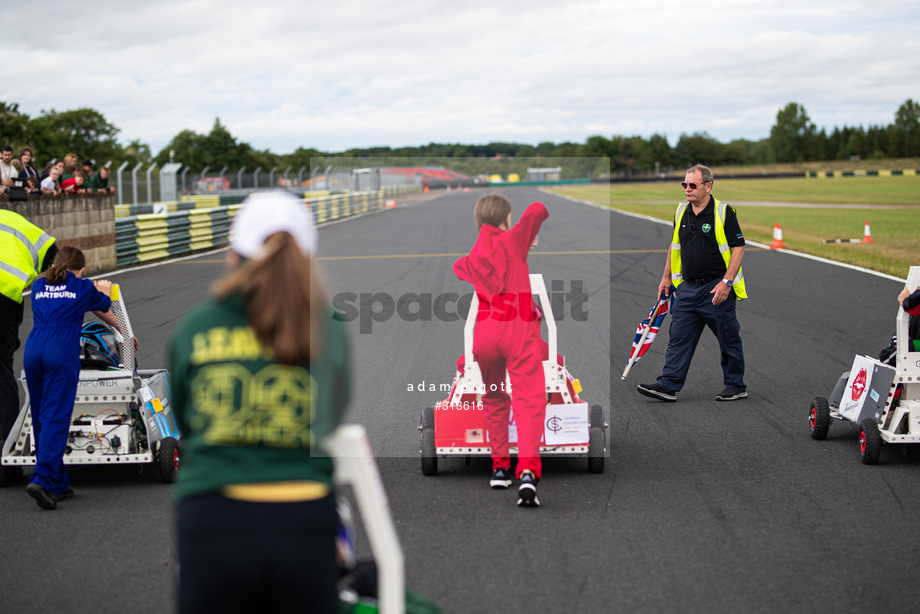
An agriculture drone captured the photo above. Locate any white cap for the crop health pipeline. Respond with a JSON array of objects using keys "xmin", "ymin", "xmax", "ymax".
[{"xmin": 230, "ymin": 190, "xmax": 316, "ymax": 258}]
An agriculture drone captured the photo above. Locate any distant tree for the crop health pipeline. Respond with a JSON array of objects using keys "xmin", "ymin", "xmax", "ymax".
[
  {"xmin": 200, "ymin": 118, "xmax": 241, "ymax": 167},
  {"xmin": 894, "ymin": 98, "xmax": 920, "ymax": 156},
  {"xmin": 746, "ymin": 138, "xmax": 773, "ymax": 164},
  {"xmin": 535, "ymin": 141, "xmax": 556, "ymax": 157},
  {"xmin": 281, "ymin": 147, "xmax": 325, "ymax": 175},
  {"xmin": 647, "ymin": 134, "xmax": 674, "ymax": 169},
  {"xmin": 580, "ymin": 136, "xmax": 614, "ymax": 159},
  {"xmin": 674, "ymin": 132, "xmax": 724, "ymax": 167},
  {"xmin": 844, "ymin": 129, "xmax": 866, "ymax": 159},
  {"xmin": 553, "ymin": 142, "xmax": 579, "ymax": 157},
  {"xmin": 722, "ymin": 140, "xmax": 747, "ymax": 165},
  {"xmin": 515, "ymin": 144, "xmax": 536, "ymax": 157},
  {"xmin": 769, "ymin": 102, "xmax": 817, "ymax": 162},
  {"xmin": 29, "ymin": 107, "xmax": 121, "ymax": 164},
  {"xmin": 117, "ymin": 139, "xmax": 153, "ymax": 167},
  {"xmin": 155, "ymin": 129, "xmax": 204, "ymax": 170},
  {"xmin": 155, "ymin": 119, "xmax": 278, "ymax": 173},
  {"xmin": 0, "ymin": 101, "xmax": 32, "ymax": 150},
  {"xmin": 883, "ymin": 124, "xmax": 901, "ymax": 158}
]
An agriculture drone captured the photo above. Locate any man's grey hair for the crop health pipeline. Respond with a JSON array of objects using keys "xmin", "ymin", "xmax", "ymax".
[{"xmin": 687, "ymin": 164, "xmax": 713, "ymax": 184}]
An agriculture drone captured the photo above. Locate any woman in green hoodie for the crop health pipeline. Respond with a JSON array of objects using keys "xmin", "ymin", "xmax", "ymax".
[{"xmin": 168, "ymin": 190, "xmax": 351, "ymax": 613}]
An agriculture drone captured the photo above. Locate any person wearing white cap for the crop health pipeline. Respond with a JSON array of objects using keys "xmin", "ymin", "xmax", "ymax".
[{"xmin": 167, "ymin": 190, "xmax": 351, "ymax": 613}]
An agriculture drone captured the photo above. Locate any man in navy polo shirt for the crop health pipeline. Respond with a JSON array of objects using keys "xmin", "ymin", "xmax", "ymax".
[{"xmin": 637, "ymin": 164, "xmax": 748, "ymax": 402}]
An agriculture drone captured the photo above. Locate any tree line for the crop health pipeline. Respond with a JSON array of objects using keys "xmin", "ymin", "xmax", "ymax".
[{"xmin": 2, "ymin": 99, "xmax": 918, "ymax": 177}]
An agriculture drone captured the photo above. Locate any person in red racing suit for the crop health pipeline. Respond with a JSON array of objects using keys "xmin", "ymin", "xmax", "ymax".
[{"xmin": 453, "ymin": 194, "xmax": 548, "ymax": 507}]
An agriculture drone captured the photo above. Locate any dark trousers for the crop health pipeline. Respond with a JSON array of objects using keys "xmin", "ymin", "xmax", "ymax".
[
  {"xmin": 0, "ymin": 300, "xmax": 23, "ymax": 440},
  {"xmin": 176, "ymin": 492, "xmax": 340, "ymax": 614},
  {"xmin": 658, "ymin": 278, "xmax": 745, "ymax": 393}
]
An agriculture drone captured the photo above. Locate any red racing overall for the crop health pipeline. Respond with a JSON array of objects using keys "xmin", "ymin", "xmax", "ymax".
[{"xmin": 453, "ymin": 202, "xmax": 548, "ymax": 479}]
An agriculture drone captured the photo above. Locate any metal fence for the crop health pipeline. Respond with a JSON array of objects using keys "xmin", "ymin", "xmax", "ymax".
[
  {"xmin": 109, "ymin": 156, "xmax": 611, "ymax": 206},
  {"xmin": 110, "ymin": 163, "xmax": 421, "ymax": 207}
]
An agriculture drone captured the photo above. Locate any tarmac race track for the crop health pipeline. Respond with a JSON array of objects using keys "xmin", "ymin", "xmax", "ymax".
[{"xmin": 3, "ymin": 187, "xmax": 919, "ymax": 613}]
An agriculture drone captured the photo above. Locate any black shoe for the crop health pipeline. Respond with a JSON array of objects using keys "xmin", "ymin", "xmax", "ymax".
[
  {"xmin": 26, "ymin": 482, "xmax": 58, "ymax": 510},
  {"xmin": 490, "ymin": 468, "xmax": 513, "ymax": 489},
  {"xmin": 637, "ymin": 382, "xmax": 677, "ymax": 402},
  {"xmin": 517, "ymin": 473, "xmax": 540, "ymax": 508},
  {"xmin": 54, "ymin": 487, "xmax": 75, "ymax": 502},
  {"xmin": 716, "ymin": 387, "xmax": 748, "ymax": 401}
]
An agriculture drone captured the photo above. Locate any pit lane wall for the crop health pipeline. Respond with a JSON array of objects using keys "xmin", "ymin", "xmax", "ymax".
[
  {"xmin": 2, "ymin": 195, "xmax": 116, "ymax": 275},
  {"xmin": 115, "ymin": 185, "xmax": 419, "ymax": 267}
]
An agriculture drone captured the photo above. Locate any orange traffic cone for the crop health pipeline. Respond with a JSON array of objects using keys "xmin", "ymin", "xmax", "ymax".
[
  {"xmin": 770, "ymin": 223, "xmax": 785, "ymax": 250},
  {"xmin": 862, "ymin": 220, "xmax": 874, "ymax": 243}
]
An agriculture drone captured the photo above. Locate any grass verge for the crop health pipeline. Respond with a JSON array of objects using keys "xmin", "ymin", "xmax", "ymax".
[{"xmin": 549, "ymin": 176, "xmax": 920, "ymax": 279}]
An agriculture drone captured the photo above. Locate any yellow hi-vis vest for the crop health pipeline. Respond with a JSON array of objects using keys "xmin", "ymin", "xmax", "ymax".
[
  {"xmin": 669, "ymin": 199, "xmax": 747, "ymax": 300},
  {"xmin": 0, "ymin": 210, "xmax": 56, "ymax": 304}
]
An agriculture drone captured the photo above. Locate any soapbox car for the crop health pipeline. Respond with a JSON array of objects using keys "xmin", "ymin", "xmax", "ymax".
[
  {"xmin": 419, "ymin": 274, "xmax": 607, "ymax": 475},
  {"xmin": 0, "ymin": 284, "xmax": 181, "ymax": 485},
  {"xmin": 808, "ymin": 266, "xmax": 920, "ymax": 464}
]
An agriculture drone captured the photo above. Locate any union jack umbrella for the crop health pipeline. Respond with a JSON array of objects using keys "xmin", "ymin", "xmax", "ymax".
[{"xmin": 621, "ymin": 292, "xmax": 672, "ymax": 380}]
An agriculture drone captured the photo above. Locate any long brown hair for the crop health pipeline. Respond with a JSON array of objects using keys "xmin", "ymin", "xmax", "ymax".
[
  {"xmin": 45, "ymin": 246, "xmax": 85, "ymax": 284},
  {"xmin": 213, "ymin": 232, "xmax": 325, "ymax": 364}
]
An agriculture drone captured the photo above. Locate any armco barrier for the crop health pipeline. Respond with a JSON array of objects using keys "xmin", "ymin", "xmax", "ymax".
[{"xmin": 115, "ymin": 186, "xmax": 420, "ymax": 266}]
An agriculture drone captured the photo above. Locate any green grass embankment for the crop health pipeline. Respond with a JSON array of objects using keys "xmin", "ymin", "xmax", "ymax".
[{"xmin": 550, "ymin": 176, "xmax": 920, "ymax": 279}]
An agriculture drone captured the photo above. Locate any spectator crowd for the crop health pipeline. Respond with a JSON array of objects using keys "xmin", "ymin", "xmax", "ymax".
[{"xmin": 0, "ymin": 146, "xmax": 116, "ymax": 199}]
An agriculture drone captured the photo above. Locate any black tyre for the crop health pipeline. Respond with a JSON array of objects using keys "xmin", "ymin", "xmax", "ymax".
[
  {"xmin": 421, "ymin": 406, "xmax": 434, "ymax": 430},
  {"xmin": 420, "ymin": 407, "xmax": 437, "ymax": 476},
  {"xmin": 157, "ymin": 437, "xmax": 180, "ymax": 483},
  {"xmin": 590, "ymin": 405, "xmax": 605, "ymax": 429},
  {"xmin": 588, "ymin": 426, "xmax": 605, "ymax": 474},
  {"xmin": 421, "ymin": 428, "xmax": 437, "ymax": 476},
  {"xmin": 809, "ymin": 397, "xmax": 831, "ymax": 440},
  {"xmin": 0, "ymin": 439, "xmax": 8, "ymax": 487},
  {"xmin": 858, "ymin": 419, "xmax": 882, "ymax": 465}
]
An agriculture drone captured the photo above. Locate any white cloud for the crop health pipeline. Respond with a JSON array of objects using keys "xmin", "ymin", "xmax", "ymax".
[{"xmin": 2, "ymin": 0, "xmax": 918, "ymax": 154}]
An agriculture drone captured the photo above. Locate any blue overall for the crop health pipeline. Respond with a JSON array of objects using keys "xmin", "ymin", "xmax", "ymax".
[
  {"xmin": 24, "ymin": 271, "xmax": 111, "ymax": 494},
  {"xmin": 658, "ymin": 277, "xmax": 745, "ymax": 393}
]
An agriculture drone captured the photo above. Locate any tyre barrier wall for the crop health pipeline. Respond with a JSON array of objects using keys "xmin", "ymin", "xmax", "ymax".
[
  {"xmin": 116, "ymin": 206, "xmax": 234, "ymax": 266},
  {"xmin": 114, "ymin": 193, "xmax": 247, "ymax": 218},
  {"xmin": 806, "ymin": 168, "xmax": 919, "ymax": 178},
  {"xmin": 115, "ymin": 185, "xmax": 420, "ymax": 267}
]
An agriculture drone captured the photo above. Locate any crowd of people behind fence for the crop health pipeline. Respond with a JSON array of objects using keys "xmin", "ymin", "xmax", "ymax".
[{"xmin": 0, "ymin": 146, "xmax": 116, "ymax": 198}]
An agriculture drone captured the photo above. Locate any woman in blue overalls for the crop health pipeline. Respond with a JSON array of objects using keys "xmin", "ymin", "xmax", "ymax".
[{"xmin": 24, "ymin": 246, "xmax": 117, "ymax": 510}]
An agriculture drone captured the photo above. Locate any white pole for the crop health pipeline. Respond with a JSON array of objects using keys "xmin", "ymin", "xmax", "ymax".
[{"xmin": 323, "ymin": 425, "xmax": 404, "ymax": 614}]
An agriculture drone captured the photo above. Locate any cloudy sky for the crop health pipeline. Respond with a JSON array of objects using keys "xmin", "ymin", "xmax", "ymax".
[{"xmin": 4, "ymin": 0, "xmax": 919, "ymax": 155}]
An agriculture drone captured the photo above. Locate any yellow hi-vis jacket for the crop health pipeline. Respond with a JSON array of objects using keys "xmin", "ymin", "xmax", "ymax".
[
  {"xmin": 669, "ymin": 199, "xmax": 747, "ymax": 300},
  {"xmin": 0, "ymin": 210, "xmax": 56, "ymax": 304}
]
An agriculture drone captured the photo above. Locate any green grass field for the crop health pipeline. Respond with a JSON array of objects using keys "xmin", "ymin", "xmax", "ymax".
[{"xmin": 549, "ymin": 176, "xmax": 920, "ymax": 278}]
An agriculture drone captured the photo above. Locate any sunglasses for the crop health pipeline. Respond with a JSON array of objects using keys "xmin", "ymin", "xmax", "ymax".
[{"xmin": 681, "ymin": 181, "xmax": 710, "ymax": 190}]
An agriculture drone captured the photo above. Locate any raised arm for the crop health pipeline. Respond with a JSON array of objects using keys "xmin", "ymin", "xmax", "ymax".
[{"xmin": 505, "ymin": 201, "xmax": 548, "ymax": 257}]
